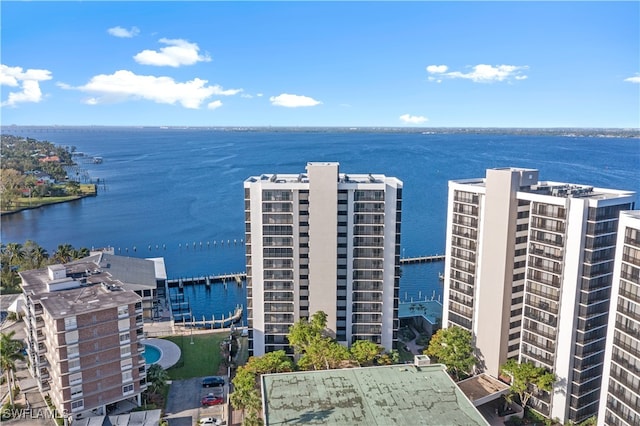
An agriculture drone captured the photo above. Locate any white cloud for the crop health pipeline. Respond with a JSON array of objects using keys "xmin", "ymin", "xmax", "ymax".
[
  {"xmin": 134, "ymin": 38, "xmax": 211, "ymax": 67},
  {"xmin": 207, "ymin": 100, "xmax": 223, "ymax": 110},
  {"xmin": 256, "ymin": 93, "xmax": 264, "ymax": 97},
  {"xmin": 624, "ymin": 75, "xmax": 640, "ymax": 83},
  {"xmin": 426, "ymin": 65, "xmax": 448, "ymax": 74},
  {"xmin": 270, "ymin": 93, "xmax": 322, "ymax": 108},
  {"xmin": 68, "ymin": 70, "xmax": 241, "ymax": 109},
  {"xmin": 241, "ymin": 94, "xmax": 253, "ymax": 98},
  {"xmin": 399, "ymin": 114, "xmax": 428, "ymax": 124},
  {"xmin": 426, "ymin": 63, "xmax": 528, "ymax": 83},
  {"xmin": 0, "ymin": 64, "xmax": 52, "ymax": 107},
  {"xmin": 210, "ymin": 85, "xmax": 242, "ymax": 96},
  {"xmin": 107, "ymin": 26, "xmax": 140, "ymax": 38}
]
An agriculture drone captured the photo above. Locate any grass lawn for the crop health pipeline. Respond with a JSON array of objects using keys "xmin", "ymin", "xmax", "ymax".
[{"xmin": 163, "ymin": 332, "xmax": 229, "ymax": 380}]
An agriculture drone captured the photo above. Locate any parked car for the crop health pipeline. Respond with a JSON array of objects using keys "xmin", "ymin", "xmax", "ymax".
[
  {"xmin": 198, "ymin": 417, "xmax": 222, "ymax": 425},
  {"xmin": 201, "ymin": 395, "xmax": 224, "ymax": 406},
  {"xmin": 202, "ymin": 376, "xmax": 225, "ymax": 387}
]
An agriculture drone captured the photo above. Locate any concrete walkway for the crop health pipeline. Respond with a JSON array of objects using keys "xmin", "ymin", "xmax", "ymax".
[
  {"xmin": 403, "ymin": 325, "xmax": 425, "ymax": 355},
  {"xmin": 145, "ymin": 338, "xmax": 181, "ymax": 370}
]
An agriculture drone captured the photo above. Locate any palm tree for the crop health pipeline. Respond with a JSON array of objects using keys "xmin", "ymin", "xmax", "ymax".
[
  {"xmin": 0, "ymin": 331, "xmax": 25, "ymax": 407},
  {"xmin": 4, "ymin": 243, "xmax": 25, "ymax": 267},
  {"xmin": 23, "ymin": 240, "xmax": 49, "ymax": 269},
  {"xmin": 52, "ymin": 244, "xmax": 73, "ymax": 264},
  {"xmin": 31, "ymin": 246, "xmax": 49, "ymax": 268},
  {"xmin": 72, "ymin": 247, "xmax": 90, "ymax": 260},
  {"xmin": 146, "ymin": 364, "xmax": 169, "ymax": 393}
]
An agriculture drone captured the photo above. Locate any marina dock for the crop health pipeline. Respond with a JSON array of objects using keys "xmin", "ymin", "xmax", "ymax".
[
  {"xmin": 167, "ymin": 273, "xmax": 246, "ymax": 288},
  {"xmin": 400, "ymin": 255, "xmax": 446, "ymax": 264}
]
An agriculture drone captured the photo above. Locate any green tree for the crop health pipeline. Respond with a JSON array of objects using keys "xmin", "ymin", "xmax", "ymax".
[
  {"xmin": 0, "ymin": 169, "xmax": 25, "ymax": 209},
  {"xmin": 244, "ymin": 350, "xmax": 294, "ymax": 375},
  {"xmin": 287, "ymin": 311, "xmax": 352, "ymax": 370},
  {"xmin": 146, "ymin": 364, "xmax": 170, "ymax": 393},
  {"xmin": 0, "ymin": 331, "xmax": 25, "ymax": 407},
  {"xmin": 65, "ymin": 181, "xmax": 81, "ymax": 196},
  {"xmin": 425, "ymin": 326, "xmax": 476, "ymax": 381},
  {"xmin": 287, "ymin": 311, "xmax": 328, "ymax": 355},
  {"xmin": 72, "ymin": 247, "xmax": 90, "ymax": 260},
  {"xmin": 500, "ymin": 359, "xmax": 556, "ymax": 408},
  {"xmin": 52, "ymin": 244, "xmax": 74, "ymax": 264},
  {"xmin": 4, "ymin": 243, "xmax": 25, "ymax": 266},
  {"xmin": 350, "ymin": 340, "xmax": 383, "ymax": 367},
  {"xmin": 230, "ymin": 366, "xmax": 263, "ymax": 426},
  {"xmin": 23, "ymin": 240, "xmax": 49, "ymax": 269},
  {"xmin": 297, "ymin": 338, "xmax": 351, "ymax": 371}
]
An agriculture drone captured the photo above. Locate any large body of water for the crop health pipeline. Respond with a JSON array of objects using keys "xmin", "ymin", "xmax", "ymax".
[{"xmin": 2, "ymin": 127, "xmax": 638, "ymax": 320}]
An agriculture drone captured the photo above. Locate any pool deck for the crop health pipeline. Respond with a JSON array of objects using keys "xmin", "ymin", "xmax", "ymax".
[{"xmin": 145, "ymin": 338, "xmax": 181, "ymax": 369}]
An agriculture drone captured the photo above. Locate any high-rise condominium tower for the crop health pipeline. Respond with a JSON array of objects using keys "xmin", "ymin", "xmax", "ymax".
[
  {"xmin": 442, "ymin": 167, "xmax": 635, "ymax": 423},
  {"xmin": 244, "ymin": 162, "xmax": 402, "ymax": 356},
  {"xmin": 598, "ymin": 210, "xmax": 640, "ymax": 426}
]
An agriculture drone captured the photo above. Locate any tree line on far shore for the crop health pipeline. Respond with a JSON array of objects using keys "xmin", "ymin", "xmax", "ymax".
[{"xmin": 0, "ymin": 134, "xmax": 84, "ymax": 211}]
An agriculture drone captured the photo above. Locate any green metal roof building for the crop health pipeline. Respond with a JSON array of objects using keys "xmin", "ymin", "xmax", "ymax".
[{"xmin": 261, "ymin": 363, "xmax": 489, "ymax": 425}]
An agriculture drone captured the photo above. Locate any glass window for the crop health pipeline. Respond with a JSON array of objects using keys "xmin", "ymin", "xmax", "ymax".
[
  {"xmin": 68, "ymin": 358, "xmax": 81, "ymax": 371},
  {"xmin": 71, "ymin": 399, "xmax": 84, "ymax": 412},
  {"xmin": 64, "ymin": 316, "xmax": 77, "ymax": 331},
  {"xmin": 123, "ymin": 384, "xmax": 134, "ymax": 395},
  {"xmin": 120, "ymin": 345, "xmax": 131, "ymax": 357},
  {"xmin": 69, "ymin": 372, "xmax": 82, "ymax": 385}
]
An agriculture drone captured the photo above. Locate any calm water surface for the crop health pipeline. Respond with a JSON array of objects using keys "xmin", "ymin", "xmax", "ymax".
[{"xmin": 2, "ymin": 128, "xmax": 638, "ymax": 318}]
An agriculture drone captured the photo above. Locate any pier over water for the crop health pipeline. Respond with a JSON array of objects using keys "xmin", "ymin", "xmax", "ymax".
[{"xmin": 400, "ymin": 255, "xmax": 446, "ymax": 264}]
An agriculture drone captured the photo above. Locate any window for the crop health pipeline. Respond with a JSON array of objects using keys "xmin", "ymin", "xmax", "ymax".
[
  {"xmin": 65, "ymin": 330, "xmax": 79, "ymax": 344},
  {"xmin": 118, "ymin": 318, "xmax": 130, "ymax": 332},
  {"xmin": 120, "ymin": 345, "xmax": 131, "ymax": 357},
  {"xmin": 71, "ymin": 385, "xmax": 83, "ymax": 399},
  {"xmin": 118, "ymin": 305, "xmax": 129, "ymax": 318},
  {"xmin": 69, "ymin": 372, "xmax": 82, "ymax": 385},
  {"xmin": 68, "ymin": 358, "xmax": 81, "ymax": 371},
  {"xmin": 123, "ymin": 384, "xmax": 134, "ymax": 395},
  {"xmin": 121, "ymin": 359, "xmax": 133, "ymax": 370},
  {"xmin": 122, "ymin": 370, "xmax": 133, "ymax": 383},
  {"xmin": 119, "ymin": 332, "xmax": 130, "ymax": 344},
  {"xmin": 64, "ymin": 316, "xmax": 77, "ymax": 331},
  {"xmin": 67, "ymin": 344, "xmax": 79, "ymax": 359},
  {"xmin": 71, "ymin": 399, "xmax": 84, "ymax": 412}
]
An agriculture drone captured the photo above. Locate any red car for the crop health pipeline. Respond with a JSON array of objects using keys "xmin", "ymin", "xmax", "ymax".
[{"xmin": 201, "ymin": 395, "xmax": 224, "ymax": 406}]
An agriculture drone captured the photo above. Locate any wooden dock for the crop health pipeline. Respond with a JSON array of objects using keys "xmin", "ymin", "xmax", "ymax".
[
  {"xmin": 167, "ymin": 273, "xmax": 246, "ymax": 288},
  {"xmin": 174, "ymin": 306, "xmax": 244, "ymax": 329},
  {"xmin": 400, "ymin": 255, "xmax": 446, "ymax": 264}
]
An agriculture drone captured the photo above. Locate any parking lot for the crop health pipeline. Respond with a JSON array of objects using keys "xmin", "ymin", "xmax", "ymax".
[{"xmin": 164, "ymin": 377, "xmax": 227, "ymax": 426}]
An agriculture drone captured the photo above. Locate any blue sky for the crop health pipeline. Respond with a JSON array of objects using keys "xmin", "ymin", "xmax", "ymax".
[{"xmin": 1, "ymin": 1, "xmax": 639, "ymax": 128}]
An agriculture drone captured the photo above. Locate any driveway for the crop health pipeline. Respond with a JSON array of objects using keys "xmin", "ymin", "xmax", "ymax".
[{"xmin": 165, "ymin": 378, "xmax": 226, "ymax": 426}]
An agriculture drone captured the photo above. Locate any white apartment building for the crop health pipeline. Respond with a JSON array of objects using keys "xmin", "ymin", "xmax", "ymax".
[
  {"xmin": 244, "ymin": 162, "xmax": 402, "ymax": 356},
  {"xmin": 442, "ymin": 167, "xmax": 635, "ymax": 423},
  {"xmin": 598, "ymin": 211, "xmax": 640, "ymax": 426}
]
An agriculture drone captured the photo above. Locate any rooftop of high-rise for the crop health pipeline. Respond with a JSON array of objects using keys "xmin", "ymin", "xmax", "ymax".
[{"xmin": 451, "ymin": 167, "xmax": 635, "ymax": 200}]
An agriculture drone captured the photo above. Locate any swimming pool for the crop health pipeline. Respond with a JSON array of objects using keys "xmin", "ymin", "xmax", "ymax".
[{"xmin": 144, "ymin": 344, "xmax": 161, "ymax": 365}]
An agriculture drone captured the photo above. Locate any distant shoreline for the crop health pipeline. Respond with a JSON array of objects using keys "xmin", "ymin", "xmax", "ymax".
[
  {"xmin": 0, "ymin": 193, "xmax": 95, "ymax": 217},
  {"xmin": 1, "ymin": 125, "xmax": 638, "ymax": 139}
]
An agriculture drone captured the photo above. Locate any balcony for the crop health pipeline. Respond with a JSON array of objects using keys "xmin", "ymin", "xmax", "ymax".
[{"xmin": 520, "ymin": 349, "xmax": 553, "ymax": 369}]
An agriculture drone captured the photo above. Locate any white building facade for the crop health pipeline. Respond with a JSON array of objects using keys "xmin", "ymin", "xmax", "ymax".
[
  {"xmin": 244, "ymin": 162, "xmax": 402, "ymax": 356},
  {"xmin": 598, "ymin": 211, "xmax": 640, "ymax": 426},
  {"xmin": 442, "ymin": 167, "xmax": 635, "ymax": 423}
]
